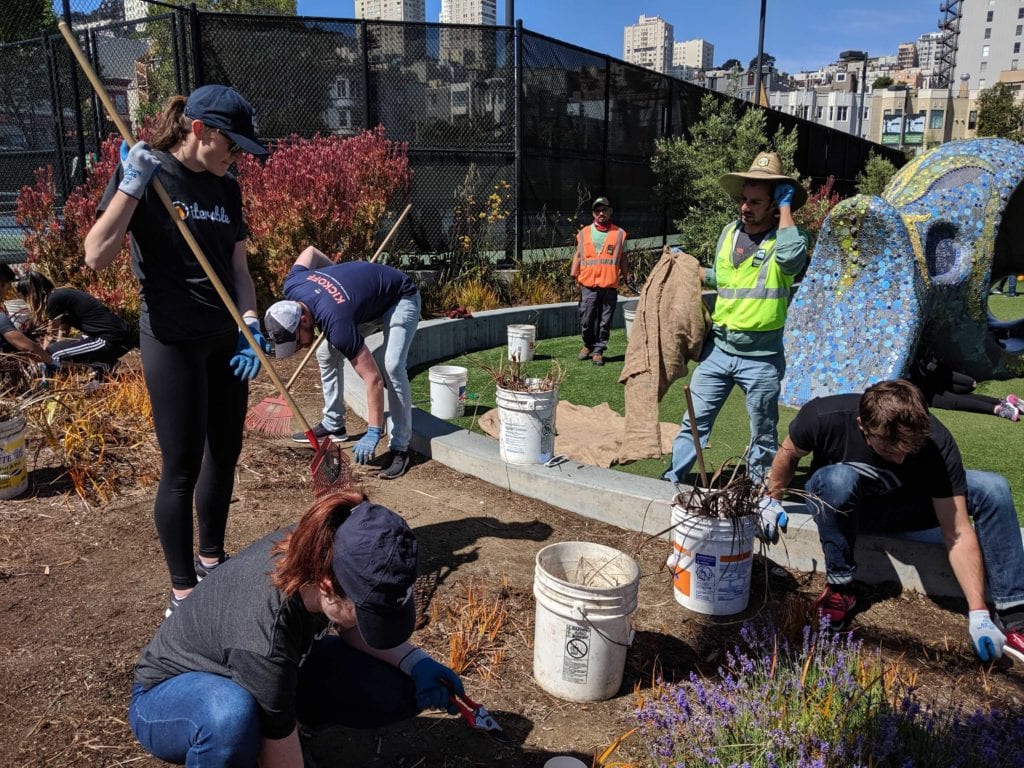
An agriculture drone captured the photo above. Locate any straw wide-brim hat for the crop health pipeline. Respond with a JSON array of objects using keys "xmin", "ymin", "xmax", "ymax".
[{"xmin": 718, "ymin": 151, "xmax": 807, "ymax": 212}]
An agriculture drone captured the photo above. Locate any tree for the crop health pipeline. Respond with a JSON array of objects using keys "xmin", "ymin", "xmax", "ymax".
[
  {"xmin": 872, "ymin": 75, "xmax": 893, "ymax": 89},
  {"xmin": 976, "ymin": 82, "xmax": 1024, "ymax": 142},
  {"xmin": 651, "ymin": 93, "xmax": 800, "ymax": 263},
  {"xmin": 748, "ymin": 53, "xmax": 776, "ymax": 71},
  {"xmin": 855, "ymin": 151, "xmax": 898, "ymax": 197},
  {"xmin": 719, "ymin": 58, "xmax": 741, "ymax": 72},
  {"xmin": 1, "ymin": 0, "xmax": 55, "ymax": 44}
]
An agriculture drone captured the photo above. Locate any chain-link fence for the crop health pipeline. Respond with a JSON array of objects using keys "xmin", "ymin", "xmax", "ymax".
[{"xmin": 0, "ymin": 1, "xmax": 904, "ymax": 266}]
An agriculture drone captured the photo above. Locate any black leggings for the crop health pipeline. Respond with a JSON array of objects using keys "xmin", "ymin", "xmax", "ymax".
[{"xmin": 141, "ymin": 330, "xmax": 247, "ymax": 590}]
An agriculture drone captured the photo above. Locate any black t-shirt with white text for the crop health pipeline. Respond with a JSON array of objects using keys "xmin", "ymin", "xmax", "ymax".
[
  {"xmin": 98, "ymin": 151, "xmax": 247, "ymax": 342},
  {"xmin": 788, "ymin": 393, "xmax": 967, "ymax": 499}
]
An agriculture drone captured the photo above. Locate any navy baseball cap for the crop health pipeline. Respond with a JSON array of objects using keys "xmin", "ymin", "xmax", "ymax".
[
  {"xmin": 332, "ymin": 501, "xmax": 419, "ymax": 650},
  {"xmin": 184, "ymin": 84, "xmax": 268, "ymax": 156}
]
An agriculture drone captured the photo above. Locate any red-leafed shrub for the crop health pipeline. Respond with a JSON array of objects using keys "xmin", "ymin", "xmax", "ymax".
[
  {"xmin": 794, "ymin": 175, "xmax": 842, "ymax": 253},
  {"xmin": 234, "ymin": 126, "xmax": 411, "ymax": 303},
  {"xmin": 16, "ymin": 135, "xmax": 140, "ymax": 326}
]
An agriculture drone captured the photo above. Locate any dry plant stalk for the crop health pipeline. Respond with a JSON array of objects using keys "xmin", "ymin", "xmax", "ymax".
[
  {"xmin": 473, "ymin": 354, "xmax": 566, "ymax": 393},
  {"xmin": 444, "ymin": 579, "xmax": 510, "ymax": 680},
  {"xmin": 27, "ymin": 369, "xmax": 157, "ymax": 502}
]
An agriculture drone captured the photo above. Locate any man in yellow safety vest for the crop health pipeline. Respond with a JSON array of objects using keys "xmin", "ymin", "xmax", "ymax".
[{"xmin": 663, "ymin": 152, "xmax": 808, "ymax": 486}]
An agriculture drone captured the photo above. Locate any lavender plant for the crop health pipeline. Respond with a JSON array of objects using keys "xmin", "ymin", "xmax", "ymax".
[{"xmin": 634, "ymin": 617, "xmax": 1024, "ymax": 767}]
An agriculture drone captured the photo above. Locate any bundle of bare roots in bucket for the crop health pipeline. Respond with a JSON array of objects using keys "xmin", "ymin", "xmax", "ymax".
[
  {"xmin": 674, "ymin": 458, "xmax": 764, "ymax": 522},
  {"xmin": 475, "ymin": 355, "xmax": 566, "ymax": 393}
]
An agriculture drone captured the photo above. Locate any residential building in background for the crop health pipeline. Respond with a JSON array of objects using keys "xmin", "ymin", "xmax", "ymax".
[
  {"xmin": 897, "ymin": 42, "xmax": 918, "ymax": 69},
  {"xmin": 952, "ymin": 0, "xmax": 1022, "ymax": 91},
  {"xmin": 916, "ymin": 31, "xmax": 947, "ymax": 71},
  {"xmin": 354, "ymin": 0, "xmax": 425, "ymax": 22},
  {"xmin": 623, "ymin": 14, "xmax": 673, "ymax": 73},
  {"xmin": 673, "ymin": 38, "xmax": 713, "ymax": 70},
  {"xmin": 440, "ymin": 0, "xmax": 496, "ymax": 25}
]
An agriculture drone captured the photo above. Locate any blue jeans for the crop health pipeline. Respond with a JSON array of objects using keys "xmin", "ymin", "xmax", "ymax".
[
  {"xmin": 663, "ymin": 343, "xmax": 785, "ymax": 484},
  {"xmin": 129, "ymin": 637, "xmax": 419, "ymax": 765},
  {"xmin": 806, "ymin": 465, "xmax": 1024, "ymax": 610},
  {"xmin": 319, "ymin": 292, "xmax": 421, "ymax": 452}
]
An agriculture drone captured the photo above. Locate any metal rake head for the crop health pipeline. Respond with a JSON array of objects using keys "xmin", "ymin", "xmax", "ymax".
[{"xmin": 310, "ymin": 437, "xmax": 354, "ymax": 496}]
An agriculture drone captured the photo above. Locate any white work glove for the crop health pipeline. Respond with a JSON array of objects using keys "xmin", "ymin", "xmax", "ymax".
[
  {"xmin": 968, "ymin": 610, "xmax": 1006, "ymax": 662},
  {"xmin": 118, "ymin": 140, "xmax": 161, "ymax": 199},
  {"xmin": 756, "ymin": 497, "xmax": 789, "ymax": 544}
]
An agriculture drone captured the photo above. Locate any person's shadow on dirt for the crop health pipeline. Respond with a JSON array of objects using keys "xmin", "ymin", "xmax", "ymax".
[{"xmin": 411, "ymin": 516, "xmax": 554, "ymax": 625}]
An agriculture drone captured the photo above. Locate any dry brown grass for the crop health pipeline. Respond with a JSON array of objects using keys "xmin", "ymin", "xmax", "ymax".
[{"xmin": 26, "ymin": 368, "xmax": 157, "ymax": 502}]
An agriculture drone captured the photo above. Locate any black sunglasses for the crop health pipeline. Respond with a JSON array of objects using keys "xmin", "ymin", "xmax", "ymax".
[{"xmin": 206, "ymin": 125, "xmax": 242, "ymax": 154}]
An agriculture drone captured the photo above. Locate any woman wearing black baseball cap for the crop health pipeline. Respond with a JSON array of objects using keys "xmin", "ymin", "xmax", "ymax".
[
  {"xmin": 127, "ymin": 490, "xmax": 464, "ymax": 766},
  {"xmin": 83, "ymin": 85, "xmax": 270, "ymax": 616}
]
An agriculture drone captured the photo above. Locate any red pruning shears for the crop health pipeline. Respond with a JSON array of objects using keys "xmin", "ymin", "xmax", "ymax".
[{"xmin": 445, "ymin": 684, "xmax": 512, "ymax": 744}]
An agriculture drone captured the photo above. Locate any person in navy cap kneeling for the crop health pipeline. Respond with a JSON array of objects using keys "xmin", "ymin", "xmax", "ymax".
[{"xmin": 128, "ymin": 489, "xmax": 464, "ymax": 766}]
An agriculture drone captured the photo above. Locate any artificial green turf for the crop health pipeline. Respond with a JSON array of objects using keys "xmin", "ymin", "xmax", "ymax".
[{"xmin": 410, "ymin": 294, "xmax": 1024, "ymax": 521}]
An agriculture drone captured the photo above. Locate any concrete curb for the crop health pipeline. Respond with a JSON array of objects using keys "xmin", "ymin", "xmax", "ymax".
[{"xmin": 337, "ymin": 300, "xmax": 1015, "ymax": 600}]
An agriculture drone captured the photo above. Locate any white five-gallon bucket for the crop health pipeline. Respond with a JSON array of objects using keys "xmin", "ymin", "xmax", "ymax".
[
  {"xmin": 496, "ymin": 386, "xmax": 557, "ymax": 464},
  {"xmin": 0, "ymin": 413, "xmax": 28, "ymax": 500},
  {"xmin": 428, "ymin": 365, "xmax": 468, "ymax": 419},
  {"xmin": 533, "ymin": 541, "xmax": 640, "ymax": 702},
  {"xmin": 623, "ymin": 300, "xmax": 638, "ymax": 340},
  {"xmin": 507, "ymin": 323, "xmax": 537, "ymax": 362},
  {"xmin": 666, "ymin": 502, "xmax": 757, "ymax": 615}
]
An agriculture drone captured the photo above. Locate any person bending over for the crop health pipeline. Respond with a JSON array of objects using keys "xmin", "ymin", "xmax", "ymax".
[{"xmin": 763, "ymin": 378, "xmax": 1024, "ymax": 663}]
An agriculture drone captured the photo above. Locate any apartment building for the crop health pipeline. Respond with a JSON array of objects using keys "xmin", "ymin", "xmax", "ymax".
[
  {"xmin": 353, "ymin": 0, "xmax": 425, "ymax": 21},
  {"xmin": 623, "ymin": 14, "xmax": 673, "ymax": 73},
  {"xmin": 672, "ymin": 38, "xmax": 714, "ymax": 70},
  {"xmin": 439, "ymin": 0, "xmax": 497, "ymax": 25},
  {"xmin": 953, "ymin": 0, "xmax": 1024, "ymax": 91}
]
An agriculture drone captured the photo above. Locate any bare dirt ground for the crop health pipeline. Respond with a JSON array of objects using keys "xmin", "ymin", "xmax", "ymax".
[{"xmin": 2, "ymin": 358, "xmax": 1024, "ymax": 767}]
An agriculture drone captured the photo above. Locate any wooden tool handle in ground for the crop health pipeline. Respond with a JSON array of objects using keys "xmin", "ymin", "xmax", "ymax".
[
  {"xmin": 57, "ymin": 20, "xmax": 315, "ymax": 440},
  {"xmin": 684, "ymin": 384, "xmax": 709, "ymax": 488}
]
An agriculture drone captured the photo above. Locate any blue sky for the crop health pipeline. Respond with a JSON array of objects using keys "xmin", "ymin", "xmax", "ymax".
[{"xmin": 297, "ymin": 0, "xmax": 941, "ymax": 74}]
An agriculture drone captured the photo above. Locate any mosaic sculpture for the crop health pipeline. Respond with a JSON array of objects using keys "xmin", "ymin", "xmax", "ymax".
[{"xmin": 782, "ymin": 137, "xmax": 1024, "ymax": 407}]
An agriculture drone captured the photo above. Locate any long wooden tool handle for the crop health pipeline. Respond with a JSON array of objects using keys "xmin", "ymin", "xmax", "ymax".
[
  {"xmin": 683, "ymin": 384, "xmax": 709, "ymax": 488},
  {"xmin": 57, "ymin": 20, "xmax": 314, "ymax": 438},
  {"xmin": 279, "ymin": 201, "xmax": 412, "ymax": 391}
]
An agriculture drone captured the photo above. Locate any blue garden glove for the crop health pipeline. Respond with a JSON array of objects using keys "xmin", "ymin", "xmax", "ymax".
[
  {"xmin": 968, "ymin": 610, "xmax": 1006, "ymax": 662},
  {"xmin": 756, "ymin": 497, "xmax": 789, "ymax": 544},
  {"xmin": 773, "ymin": 181, "xmax": 796, "ymax": 208},
  {"xmin": 406, "ymin": 653, "xmax": 464, "ymax": 713},
  {"xmin": 118, "ymin": 140, "xmax": 161, "ymax": 199},
  {"xmin": 353, "ymin": 426, "xmax": 383, "ymax": 464},
  {"xmin": 229, "ymin": 319, "xmax": 270, "ymax": 381}
]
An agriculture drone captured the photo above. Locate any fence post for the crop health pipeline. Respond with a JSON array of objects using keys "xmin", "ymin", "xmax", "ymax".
[
  {"xmin": 43, "ymin": 33, "xmax": 71, "ymax": 199},
  {"xmin": 601, "ymin": 55, "xmax": 610, "ymax": 198},
  {"xmin": 362, "ymin": 20, "xmax": 371, "ymax": 129},
  {"xmin": 61, "ymin": 1, "xmax": 88, "ymax": 188},
  {"xmin": 87, "ymin": 29, "xmax": 103, "ymax": 154},
  {"xmin": 514, "ymin": 19, "xmax": 523, "ymax": 264},
  {"xmin": 189, "ymin": 3, "xmax": 203, "ymax": 86}
]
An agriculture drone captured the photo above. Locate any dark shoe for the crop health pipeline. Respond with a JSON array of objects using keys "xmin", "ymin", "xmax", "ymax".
[
  {"xmin": 592, "ymin": 352, "xmax": 604, "ymax": 366},
  {"xmin": 1004, "ymin": 629, "xmax": 1024, "ymax": 663},
  {"xmin": 292, "ymin": 422, "xmax": 349, "ymax": 445},
  {"xmin": 815, "ymin": 585, "xmax": 857, "ymax": 628},
  {"xmin": 165, "ymin": 592, "xmax": 183, "ymax": 619},
  {"xmin": 378, "ymin": 450, "xmax": 410, "ymax": 480},
  {"xmin": 576, "ymin": 346, "xmax": 591, "ymax": 361},
  {"xmin": 194, "ymin": 552, "xmax": 229, "ymax": 581}
]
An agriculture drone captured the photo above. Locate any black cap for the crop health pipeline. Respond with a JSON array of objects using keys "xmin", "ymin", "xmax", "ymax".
[
  {"xmin": 592, "ymin": 196, "xmax": 612, "ymax": 210},
  {"xmin": 331, "ymin": 501, "xmax": 418, "ymax": 650},
  {"xmin": 184, "ymin": 84, "xmax": 268, "ymax": 156}
]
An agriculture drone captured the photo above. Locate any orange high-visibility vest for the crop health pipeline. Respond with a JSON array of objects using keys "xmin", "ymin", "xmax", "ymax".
[{"xmin": 576, "ymin": 224, "xmax": 627, "ymax": 288}]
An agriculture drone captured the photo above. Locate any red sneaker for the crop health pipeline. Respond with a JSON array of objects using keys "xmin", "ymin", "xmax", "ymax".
[
  {"xmin": 1004, "ymin": 629, "xmax": 1024, "ymax": 663},
  {"xmin": 815, "ymin": 585, "xmax": 857, "ymax": 627}
]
